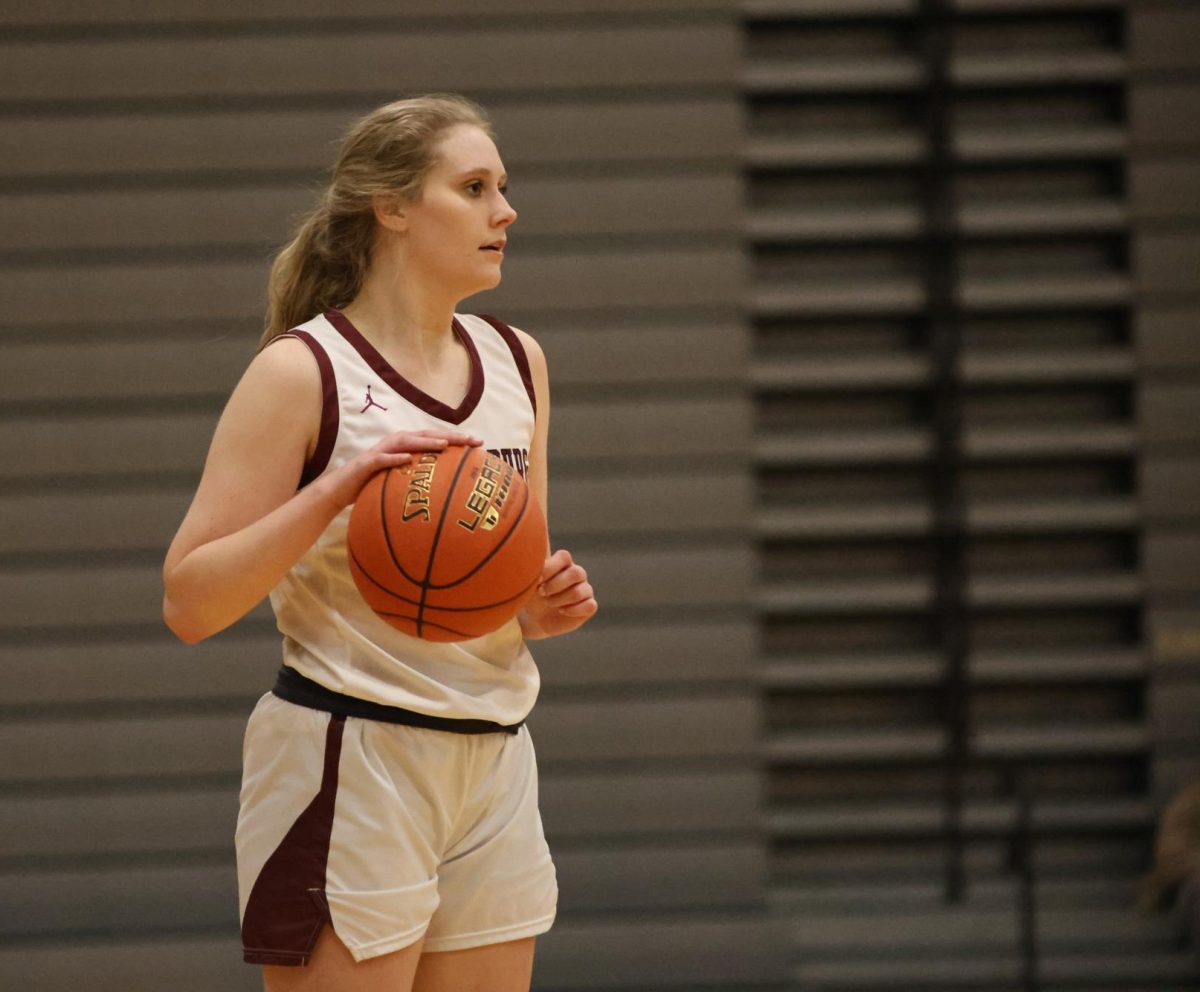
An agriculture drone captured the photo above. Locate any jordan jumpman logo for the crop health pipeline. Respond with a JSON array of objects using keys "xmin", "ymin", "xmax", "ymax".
[{"xmin": 360, "ymin": 384, "xmax": 388, "ymax": 413}]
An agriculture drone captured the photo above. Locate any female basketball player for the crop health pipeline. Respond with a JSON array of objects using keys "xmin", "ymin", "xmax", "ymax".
[{"xmin": 162, "ymin": 94, "xmax": 597, "ymax": 992}]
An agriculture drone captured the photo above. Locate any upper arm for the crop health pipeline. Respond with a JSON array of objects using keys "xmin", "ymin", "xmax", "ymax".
[
  {"xmin": 164, "ymin": 336, "xmax": 322, "ymax": 576},
  {"xmin": 512, "ymin": 326, "xmax": 550, "ymax": 522}
]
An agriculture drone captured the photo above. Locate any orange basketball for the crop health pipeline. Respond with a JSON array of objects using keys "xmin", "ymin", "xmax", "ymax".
[{"xmin": 347, "ymin": 445, "xmax": 547, "ymax": 642}]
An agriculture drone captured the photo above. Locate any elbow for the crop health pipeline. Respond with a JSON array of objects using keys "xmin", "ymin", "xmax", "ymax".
[{"xmin": 162, "ymin": 594, "xmax": 208, "ymax": 645}]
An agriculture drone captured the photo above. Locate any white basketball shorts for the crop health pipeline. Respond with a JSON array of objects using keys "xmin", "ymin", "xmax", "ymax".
[{"xmin": 235, "ymin": 692, "xmax": 558, "ymax": 965}]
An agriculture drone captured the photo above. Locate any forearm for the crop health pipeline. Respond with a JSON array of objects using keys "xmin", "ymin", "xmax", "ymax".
[{"xmin": 163, "ymin": 476, "xmax": 345, "ymax": 643}]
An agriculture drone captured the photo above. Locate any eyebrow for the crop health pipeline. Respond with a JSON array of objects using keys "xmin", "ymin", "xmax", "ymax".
[{"xmin": 454, "ymin": 167, "xmax": 508, "ymax": 184}]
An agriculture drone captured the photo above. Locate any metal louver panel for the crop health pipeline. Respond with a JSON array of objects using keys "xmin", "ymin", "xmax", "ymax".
[{"xmin": 743, "ymin": 0, "xmax": 1185, "ymax": 986}]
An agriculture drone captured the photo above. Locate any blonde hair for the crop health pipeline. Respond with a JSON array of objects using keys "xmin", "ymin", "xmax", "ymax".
[{"xmin": 261, "ymin": 93, "xmax": 495, "ymax": 346}]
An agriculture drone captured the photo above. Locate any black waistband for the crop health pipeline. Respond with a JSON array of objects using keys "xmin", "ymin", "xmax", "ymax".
[{"xmin": 271, "ymin": 666, "xmax": 524, "ymax": 736}]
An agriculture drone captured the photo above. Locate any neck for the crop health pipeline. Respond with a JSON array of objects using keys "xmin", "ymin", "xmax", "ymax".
[{"xmin": 342, "ymin": 242, "xmax": 459, "ymax": 350}]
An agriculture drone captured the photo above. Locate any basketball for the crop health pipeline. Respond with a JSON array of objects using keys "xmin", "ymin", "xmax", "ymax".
[{"xmin": 347, "ymin": 445, "xmax": 547, "ymax": 642}]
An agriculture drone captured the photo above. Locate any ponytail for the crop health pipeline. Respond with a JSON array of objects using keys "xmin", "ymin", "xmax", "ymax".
[{"xmin": 261, "ymin": 198, "xmax": 373, "ymax": 348}]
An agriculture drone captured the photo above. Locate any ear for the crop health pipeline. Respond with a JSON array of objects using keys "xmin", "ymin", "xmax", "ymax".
[{"xmin": 372, "ymin": 193, "xmax": 407, "ymax": 234}]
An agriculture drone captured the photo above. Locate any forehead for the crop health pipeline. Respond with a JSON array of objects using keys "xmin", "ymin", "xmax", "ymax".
[{"xmin": 430, "ymin": 123, "xmax": 505, "ymax": 176}]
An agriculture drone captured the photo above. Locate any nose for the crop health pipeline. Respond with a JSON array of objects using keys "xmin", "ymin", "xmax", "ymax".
[{"xmin": 496, "ymin": 193, "xmax": 517, "ymax": 228}]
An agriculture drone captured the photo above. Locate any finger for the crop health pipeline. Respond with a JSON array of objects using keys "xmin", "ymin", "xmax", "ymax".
[
  {"xmin": 540, "ymin": 563, "xmax": 585, "ymax": 598},
  {"xmin": 376, "ymin": 434, "xmax": 448, "ymax": 453},
  {"xmin": 541, "ymin": 580, "xmax": 594, "ymax": 609},
  {"xmin": 411, "ymin": 429, "xmax": 484, "ymax": 446},
  {"xmin": 558, "ymin": 597, "xmax": 598, "ymax": 618},
  {"xmin": 539, "ymin": 549, "xmax": 574, "ymax": 585},
  {"xmin": 378, "ymin": 452, "xmax": 414, "ymax": 468}
]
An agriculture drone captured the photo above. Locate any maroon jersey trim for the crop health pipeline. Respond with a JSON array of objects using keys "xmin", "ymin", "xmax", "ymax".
[
  {"xmin": 277, "ymin": 330, "xmax": 339, "ymax": 489},
  {"xmin": 241, "ymin": 714, "xmax": 345, "ymax": 966},
  {"xmin": 324, "ymin": 309, "xmax": 485, "ymax": 426},
  {"xmin": 478, "ymin": 313, "xmax": 537, "ymax": 417}
]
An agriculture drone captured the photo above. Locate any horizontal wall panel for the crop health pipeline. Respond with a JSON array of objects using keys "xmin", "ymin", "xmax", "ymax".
[
  {"xmin": 0, "ymin": 470, "xmax": 751, "ymax": 555},
  {"xmin": 0, "ymin": 635, "xmax": 278, "ymax": 707},
  {"xmin": 1131, "ymin": 5, "xmax": 1200, "ymax": 73},
  {"xmin": 0, "ymin": 864, "xmax": 237, "ymax": 938},
  {"xmin": 546, "ymin": 765, "xmax": 761, "ymax": 836},
  {"xmin": 1130, "ymin": 161, "xmax": 1200, "ymax": 222},
  {"xmin": 550, "ymin": 469, "xmax": 753, "ymax": 537},
  {"xmin": 507, "ymin": 618, "xmax": 756, "ymax": 687},
  {"xmin": 2, "ymin": 770, "xmax": 760, "ymax": 860},
  {"xmin": 555, "ymin": 842, "xmax": 767, "ymax": 913},
  {"xmin": 0, "ymin": 489, "xmax": 191, "ymax": 555},
  {"xmin": 1135, "ymin": 232, "xmax": 1200, "ymax": 296},
  {"xmin": 0, "ymin": 338, "xmax": 248, "ymax": 403},
  {"xmin": 0, "ymin": 939, "xmax": 254, "ymax": 992},
  {"xmin": 1132, "ymin": 82, "xmax": 1200, "ymax": 148},
  {"xmin": 0, "ymin": 25, "xmax": 735, "ymax": 103},
  {"xmin": 0, "ymin": 915, "xmax": 787, "ymax": 992},
  {"xmin": 1140, "ymin": 383, "xmax": 1200, "ymax": 447},
  {"xmin": 476, "ymin": 915, "xmax": 791, "ymax": 988},
  {"xmin": 0, "ymin": 713, "xmax": 247, "ymax": 783},
  {"xmin": 542, "ymin": 320, "xmax": 747, "ymax": 386},
  {"xmin": 0, "ymin": 0, "xmax": 733, "ymax": 27},
  {"xmin": 754, "ymin": 273, "xmax": 1131, "ymax": 316},
  {"xmin": 1141, "ymin": 455, "xmax": 1200, "ymax": 522},
  {"xmin": 554, "ymin": 397, "xmax": 749, "ymax": 461},
  {"xmin": 0, "ymin": 411, "xmax": 219, "ymax": 479},
  {"xmin": 1137, "ymin": 306, "xmax": 1200, "ymax": 371},
  {"xmin": 0, "ymin": 544, "xmax": 750, "ymax": 630},
  {"xmin": 1, "ymin": 100, "xmax": 741, "ymax": 181},
  {"xmin": 528, "ymin": 694, "xmax": 758, "ymax": 764},
  {"xmin": 0, "ymin": 843, "xmax": 762, "ymax": 938},
  {"xmin": 0, "ymin": 174, "xmax": 740, "ymax": 253},
  {"xmin": 1144, "ymin": 532, "xmax": 1200, "ymax": 596},
  {"xmin": 2, "ymin": 248, "xmax": 740, "ymax": 325},
  {"xmin": 0, "ymin": 789, "xmax": 239, "ymax": 861},
  {"xmin": 0, "ymin": 397, "xmax": 744, "ymax": 480},
  {"xmin": 0, "ymin": 320, "xmax": 742, "ymax": 405},
  {"xmin": 0, "ymin": 620, "xmax": 754, "ymax": 709}
]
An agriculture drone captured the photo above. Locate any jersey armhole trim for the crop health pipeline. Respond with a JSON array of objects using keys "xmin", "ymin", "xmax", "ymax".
[
  {"xmin": 276, "ymin": 330, "xmax": 339, "ymax": 489},
  {"xmin": 478, "ymin": 313, "xmax": 537, "ymax": 417}
]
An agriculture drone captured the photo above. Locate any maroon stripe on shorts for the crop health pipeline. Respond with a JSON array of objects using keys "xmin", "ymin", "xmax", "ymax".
[{"xmin": 241, "ymin": 715, "xmax": 346, "ymax": 966}]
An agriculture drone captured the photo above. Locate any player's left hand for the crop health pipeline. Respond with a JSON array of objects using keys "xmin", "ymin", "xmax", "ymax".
[{"xmin": 519, "ymin": 549, "xmax": 597, "ymax": 640}]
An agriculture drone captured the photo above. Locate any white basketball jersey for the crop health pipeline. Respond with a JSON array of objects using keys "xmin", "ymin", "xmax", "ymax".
[{"xmin": 268, "ymin": 309, "xmax": 540, "ymax": 724}]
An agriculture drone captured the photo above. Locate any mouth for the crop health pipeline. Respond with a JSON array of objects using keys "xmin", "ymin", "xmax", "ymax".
[{"xmin": 480, "ymin": 240, "xmax": 506, "ymax": 253}]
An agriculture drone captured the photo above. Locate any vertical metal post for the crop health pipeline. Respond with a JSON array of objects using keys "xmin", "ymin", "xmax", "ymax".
[
  {"xmin": 916, "ymin": 0, "xmax": 971, "ymax": 904},
  {"xmin": 1010, "ymin": 766, "xmax": 1041, "ymax": 991}
]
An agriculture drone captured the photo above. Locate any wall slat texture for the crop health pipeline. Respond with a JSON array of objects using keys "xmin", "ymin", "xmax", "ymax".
[
  {"xmin": 743, "ymin": 0, "xmax": 1195, "ymax": 985},
  {"xmin": 0, "ymin": 3, "xmax": 787, "ymax": 989}
]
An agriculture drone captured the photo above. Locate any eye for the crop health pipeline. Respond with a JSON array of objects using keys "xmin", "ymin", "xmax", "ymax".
[
  {"xmin": 466, "ymin": 181, "xmax": 484, "ymax": 196},
  {"xmin": 499, "ymin": 184, "xmax": 509, "ymax": 197}
]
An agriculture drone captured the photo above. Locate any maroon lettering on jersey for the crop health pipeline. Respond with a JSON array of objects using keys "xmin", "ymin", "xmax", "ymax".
[{"xmin": 487, "ymin": 447, "xmax": 529, "ymax": 479}]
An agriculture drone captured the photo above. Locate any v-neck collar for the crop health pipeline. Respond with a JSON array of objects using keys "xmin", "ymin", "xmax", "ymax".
[{"xmin": 325, "ymin": 309, "xmax": 484, "ymax": 425}]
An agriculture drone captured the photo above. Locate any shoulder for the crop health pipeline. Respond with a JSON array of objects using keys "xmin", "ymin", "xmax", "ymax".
[
  {"xmin": 254, "ymin": 331, "xmax": 321, "ymax": 373},
  {"xmin": 473, "ymin": 312, "xmax": 547, "ymax": 376},
  {"xmin": 233, "ymin": 334, "xmax": 324, "ymax": 411},
  {"xmin": 508, "ymin": 324, "xmax": 546, "ymax": 376}
]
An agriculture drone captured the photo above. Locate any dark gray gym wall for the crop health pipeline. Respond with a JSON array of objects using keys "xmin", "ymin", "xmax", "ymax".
[{"xmin": 0, "ymin": 3, "xmax": 788, "ymax": 989}]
